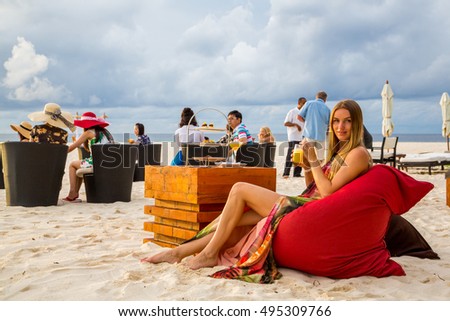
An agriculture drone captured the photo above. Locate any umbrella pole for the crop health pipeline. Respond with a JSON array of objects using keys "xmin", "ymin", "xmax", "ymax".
[{"xmin": 447, "ymin": 136, "xmax": 449, "ymax": 151}]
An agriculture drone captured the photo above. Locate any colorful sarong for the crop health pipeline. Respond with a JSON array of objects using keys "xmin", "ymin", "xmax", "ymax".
[{"xmin": 186, "ymin": 195, "xmax": 312, "ymax": 284}]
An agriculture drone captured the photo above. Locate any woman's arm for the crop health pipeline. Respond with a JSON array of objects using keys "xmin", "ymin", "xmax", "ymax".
[
  {"xmin": 309, "ymin": 146, "xmax": 370, "ymax": 198},
  {"xmin": 67, "ymin": 130, "xmax": 95, "ymax": 153}
]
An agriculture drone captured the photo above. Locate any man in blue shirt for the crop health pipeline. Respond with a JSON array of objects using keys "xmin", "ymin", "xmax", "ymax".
[{"xmin": 298, "ymin": 91, "xmax": 330, "ymax": 161}]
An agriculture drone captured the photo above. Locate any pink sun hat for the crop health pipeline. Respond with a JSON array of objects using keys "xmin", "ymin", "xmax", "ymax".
[{"xmin": 74, "ymin": 112, "xmax": 109, "ymax": 128}]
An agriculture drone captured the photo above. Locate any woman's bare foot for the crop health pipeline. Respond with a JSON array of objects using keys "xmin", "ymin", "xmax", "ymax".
[
  {"xmin": 187, "ymin": 252, "xmax": 218, "ymax": 270},
  {"xmin": 140, "ymin": 250, "xmax": 181, "ymax": 264}
]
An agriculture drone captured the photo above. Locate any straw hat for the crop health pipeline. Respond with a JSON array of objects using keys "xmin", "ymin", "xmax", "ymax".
[
  {"xmin": 10, "ymin": 121, "xmax": 32, "ymax": 139},
  {"xmin": 74, "ymin": 112, "xmax": 109, "ymax": 128},
  {"xmin": 28, "ymin": 103, "xmax": 75, "ymax": 132}
]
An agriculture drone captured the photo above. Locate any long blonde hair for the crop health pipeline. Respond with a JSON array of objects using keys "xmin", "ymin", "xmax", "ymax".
[
  {"xmin": 259, "ymin": 126, "xmax": 275, "ymax": 142},
  {"xmin": 325, "ymin": 99, "xmax": 365, "ymax": 180}
]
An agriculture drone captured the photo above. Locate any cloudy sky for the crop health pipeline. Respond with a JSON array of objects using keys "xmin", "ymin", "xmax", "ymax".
[{"xmin": 1, "ymin": 0, "xmax": 450, "ymax": 137}]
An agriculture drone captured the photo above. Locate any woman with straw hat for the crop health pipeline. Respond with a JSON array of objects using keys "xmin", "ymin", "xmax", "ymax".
[
  {"xmin": 10, "ymin": 121, "xmax": 32, "ymax": 142},
  {"xmin": 28, "ymin": 103, "xmax": 75, "ymax": 144},
  {"xmin": 62, "ymin": 111, "xmax": 114, "ymax": 203}
]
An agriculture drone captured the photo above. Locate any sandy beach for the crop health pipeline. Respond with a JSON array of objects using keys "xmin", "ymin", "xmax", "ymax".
[{"xmin": 0, "ymin": 141, "xmax": 449, "ymax": 301}]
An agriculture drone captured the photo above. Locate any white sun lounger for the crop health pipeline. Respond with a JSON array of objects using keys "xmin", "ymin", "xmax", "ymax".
[{"xmin": 399, "ymin": 153, "xmax": 450, "ymax": 174}]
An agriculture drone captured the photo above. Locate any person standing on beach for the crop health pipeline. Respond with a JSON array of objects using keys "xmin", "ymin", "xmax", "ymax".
[
  {"xmin": 298, "ymin": 91, "xmax": 330, "ymax": 183},
  {"xmin": 283, "ymin": 97, "xmax": 306, "ymax": 178}
]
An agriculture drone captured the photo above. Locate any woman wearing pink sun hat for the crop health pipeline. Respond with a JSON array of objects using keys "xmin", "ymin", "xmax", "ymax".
[
  {"xmin": 73, "ymin": 111, "xmax": 110, "ymax": 128},
  {"xmin": 62, "ymin": 112, "xmax": 115, "ymax": 203}
]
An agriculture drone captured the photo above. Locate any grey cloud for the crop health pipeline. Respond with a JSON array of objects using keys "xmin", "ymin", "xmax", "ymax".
[{"xmin": 1, "ymin": 0, "xmax": 450, "ymax": 135}]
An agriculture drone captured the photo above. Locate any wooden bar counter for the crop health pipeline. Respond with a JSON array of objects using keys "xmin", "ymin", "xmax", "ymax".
[{"xmin": 144, "ymin": 165, "xmax": 276, "ymax": 247}]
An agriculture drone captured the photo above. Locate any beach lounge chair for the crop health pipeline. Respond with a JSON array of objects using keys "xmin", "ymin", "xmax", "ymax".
[
  {"xmin": 1, "ymin": 142, "xmax": 68, "ymax": 206},
  {"xmin": 399, "ymin": 153, "xmax": 450, "ymax": 174},
  {"xmin": 82, "ymin": 143, "xmax": 138, "ymax": 203},
  {"xmin": 370, "ymin": 136, "xmax": 398, "ymax": 167},
  {"xmin": 133, "ymin": 143, "xmax": 162, "ymax": 181}
]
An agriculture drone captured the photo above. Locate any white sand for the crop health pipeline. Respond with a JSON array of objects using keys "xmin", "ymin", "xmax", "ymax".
[{"xmin": 0, "ymin": 142, "xmax": 449, "ymax": 301}]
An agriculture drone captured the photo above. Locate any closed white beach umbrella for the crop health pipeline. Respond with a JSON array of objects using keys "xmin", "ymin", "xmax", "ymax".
[
  {"xmin": 440, "ymin": 92, "xmax": 450, "ymax": 150},
  {"xmin": 440, "ymin": 92, "xmax": 450, "ymax": 136},
  {"xmin": 381, "ymin": 80, "xmax": 394, "ymax": 137}
]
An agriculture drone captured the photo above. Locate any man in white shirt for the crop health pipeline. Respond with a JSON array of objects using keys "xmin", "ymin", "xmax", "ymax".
[{"xmin": 283, "ymin": 97, "xmax": 306, "ymax": 178}]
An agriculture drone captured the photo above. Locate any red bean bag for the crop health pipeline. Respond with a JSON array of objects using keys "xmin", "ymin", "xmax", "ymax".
[{"xmin": 272, "ymin": 164, "xmax": 434, "ymax": 278}]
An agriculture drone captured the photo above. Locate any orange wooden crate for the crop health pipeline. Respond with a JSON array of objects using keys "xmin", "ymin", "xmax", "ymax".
[
  {"xmin": 144, "ymin": 166, "xmax": 276, "ymax": 247},
  {"xmin": 145, "ymin": 166, "xmax": 276, "ymax": 203}
]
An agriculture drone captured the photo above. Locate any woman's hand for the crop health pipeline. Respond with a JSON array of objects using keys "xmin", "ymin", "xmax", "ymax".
[
  {"xmin": 302, "ymin": 141, "xmax": 320, "ymax": 168},
  {"xmin": 290, "ymin": 143, "xmax": 310, "ymax": 169}
]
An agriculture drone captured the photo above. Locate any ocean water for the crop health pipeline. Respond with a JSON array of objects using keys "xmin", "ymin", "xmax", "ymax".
[{"xmin": 0, "ymin": 132, "xmax": 445, "ymax": 143}]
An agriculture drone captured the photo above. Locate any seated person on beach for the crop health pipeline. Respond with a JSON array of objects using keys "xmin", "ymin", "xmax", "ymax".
[
  {"xmin": 142, "ymin": 99, "xmax": 372, "ymax": 282},
  {"xmin": 170, "ymin": 107, "xmax": 204, "ymax": 166},
  {"xmin": 258, "ymin": 126, "xmax": 275, "ymax": 143},
  {"xmin": 228, "ymin": 110, "xmax": 253, "ymax": 145},
  {"xmin": 129, "ymin": 123, "xmax": 151, "ymax": 145},
  {"xmin": 10, "ymin": 121, "xmax": 32, "ymax": 142},
  {"xmin": 28, "ymin": 103, "xmax": 76, "ymax": 144},
  {"xmin": 62, "ymin": 112, "xmax": 114, "ymax": 203}
]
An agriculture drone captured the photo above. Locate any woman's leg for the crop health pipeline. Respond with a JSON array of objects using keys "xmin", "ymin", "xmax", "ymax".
[
  {"xmin": 67, "ymin": 160, "xmax": 82, "ymax": 199},
  {"xmin": 141, "ymin": 233, "xmax": 213, "ymax": 264},
  {"xmin": 142, "ymin": 209, "xmax": 263, "ymax": 264},
  {"xmin": 188, "ymin": 182, "xmax": 280, "ymax": 269},
  {"xmin": 142, "ymin": 183, "xmax": 279, "ymax": 266}
]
